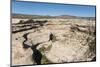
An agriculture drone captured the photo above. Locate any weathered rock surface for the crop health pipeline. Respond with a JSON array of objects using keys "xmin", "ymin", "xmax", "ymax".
[{"xmin": 12, "ymin": 18, "xmax": 96, "ymax": 65}]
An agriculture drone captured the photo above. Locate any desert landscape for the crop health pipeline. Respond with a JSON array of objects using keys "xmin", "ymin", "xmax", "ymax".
[{"xmin": 12, "ymin": 14, "xmax": 96, "ymax": 66}]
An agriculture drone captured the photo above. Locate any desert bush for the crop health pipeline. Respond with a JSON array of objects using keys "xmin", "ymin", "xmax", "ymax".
[
  {"xmin": 39, "ymin": 44, "xmax": 52, "ymax": 53},
  {"xmin": 41, "ymin": 55, "xmax": 52, "ymax": 64}
]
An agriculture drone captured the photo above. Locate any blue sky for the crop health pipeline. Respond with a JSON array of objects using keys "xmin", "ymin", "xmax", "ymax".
[{"xmin": 12, "ymin": 0, "xmax": 96, "ymax": 17}]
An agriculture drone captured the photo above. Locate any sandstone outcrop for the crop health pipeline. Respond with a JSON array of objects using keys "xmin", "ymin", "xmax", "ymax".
[{"xmin": 12, "ymin": 18, "xmax": 96, "ymax": 65}]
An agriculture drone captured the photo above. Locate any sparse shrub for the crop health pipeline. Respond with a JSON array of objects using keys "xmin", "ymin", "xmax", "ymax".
[
  {"xmin": 39, "ymin": 44, "xmax": 52, "ymax": 53},
  {"xmin": 39, "ymin": 45, "xmax": 52, "ymax": 64},
  {"xmin": 39, "ymin": 46, "xmax": 46, "ymax": 53},
  {"xmin": 41, "ymin": 55, "xmax": 52, "ymax": 64}
]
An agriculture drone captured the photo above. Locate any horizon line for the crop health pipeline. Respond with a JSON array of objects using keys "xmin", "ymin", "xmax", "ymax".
[{"xmin": 12, "ymin": 13, "xmax": 96, "ymax": 18}]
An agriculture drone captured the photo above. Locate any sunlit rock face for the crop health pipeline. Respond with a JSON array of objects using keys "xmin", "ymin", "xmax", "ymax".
[
  {"xmin": 12, "ymin": 18, "xmax": 96, "ymax": 65},
  {"xmin": 45, "ymin": 31, "xmax": 95, "ymax": 63}
]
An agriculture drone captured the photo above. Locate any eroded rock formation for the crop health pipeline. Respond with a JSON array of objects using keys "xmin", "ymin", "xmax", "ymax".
[{"xmin": 12, "ymin": 18, "xmax": 96, "ymax": 65}]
